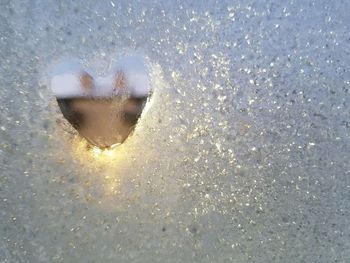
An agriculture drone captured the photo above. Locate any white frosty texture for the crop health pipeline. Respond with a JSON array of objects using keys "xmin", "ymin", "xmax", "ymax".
[{"xmin": 0, "ymin": 1, "xmax": 350, "ymax": 263}]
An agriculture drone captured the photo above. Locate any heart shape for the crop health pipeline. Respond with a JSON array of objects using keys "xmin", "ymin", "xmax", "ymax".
[{"xmin": 51, "ymin": 56, "xmax": 151, "ymax": 148}]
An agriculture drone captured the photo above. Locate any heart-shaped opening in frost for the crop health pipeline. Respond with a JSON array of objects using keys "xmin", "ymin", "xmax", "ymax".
[{"xmin": 51, "ymin": 55, "xmax": 152, "ymax": 148}]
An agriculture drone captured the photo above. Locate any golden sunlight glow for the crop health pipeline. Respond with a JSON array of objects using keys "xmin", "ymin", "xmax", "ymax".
[
  {"xmin": 71, "ymin": 137, "xmax": 125, "ymax": 163},
  {"xmin": 92, "ymin": 147, "xmax": 103, "ymax": 156},
  {"xmin": 68, "ymin": 137, "xmax": 128, "ymax": 197}
]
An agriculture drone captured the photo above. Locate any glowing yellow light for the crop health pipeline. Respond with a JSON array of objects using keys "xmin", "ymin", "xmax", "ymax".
[
  {"xmin": 104, "ymin": 149, "xmax": 114, "ymax": 156},
  {"xmin": 70, "ymin": 136, "xmax": 124, "ymax": 167},
  {"xmin": 109, "ymin": 143, "xmax": 121, "ymax": 149},
  {"xmin": 90, "ymin": 147, "xmax": 121, "ymax": 163},
  {"xmin": 93, "ymin": 147, "xmax": 103, "ymax": 155}
]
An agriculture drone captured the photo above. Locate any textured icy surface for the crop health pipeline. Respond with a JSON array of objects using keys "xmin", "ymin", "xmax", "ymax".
[{"xmin": 0, "ymin": 0, "xmax": 350, "ymax": 262}]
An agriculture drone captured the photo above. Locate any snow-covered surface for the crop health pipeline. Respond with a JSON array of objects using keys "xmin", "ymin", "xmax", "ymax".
[
  {"xmin": 51, "ymin": 73, "xmax": 88, "ymax": 98},
  {"xmin": 0, "ymin": 0, "xmax": 350, "ymax": 262},
  {"xmin": 51, "ymin": 55, "xmax": 150, "ymax": 98},
  {"xmin": 113, "ymin": 55, "xmax": 151, "ymax": 97}
]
